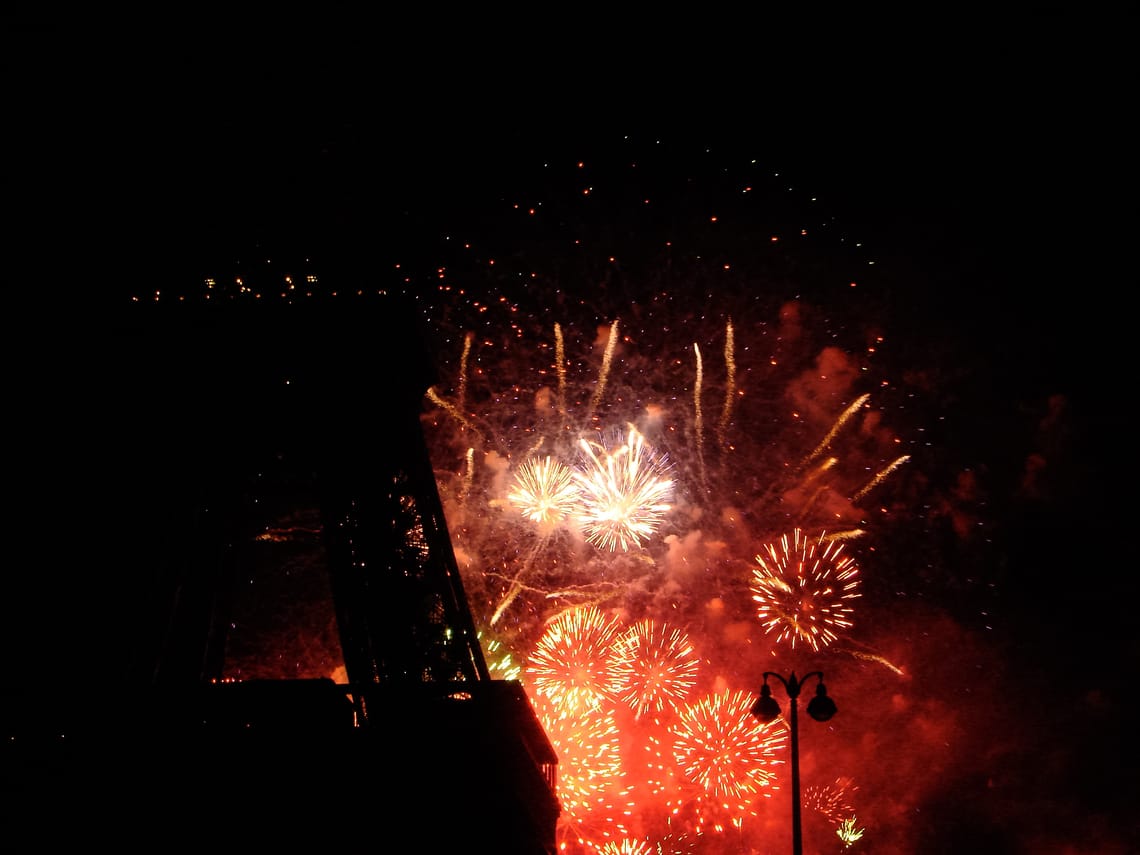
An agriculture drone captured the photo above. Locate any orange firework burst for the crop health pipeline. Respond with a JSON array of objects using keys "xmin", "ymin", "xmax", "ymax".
[
  {"xmin": 530, "ymin": 692, "xmax": 629, "ymax": 852},
  {"xmin": 610, "ymin": 619, "xmax": 700, "ymax": 719},
  {"xmin": 507, "ymin": 455, "xmax": 579, "ymax": 529},
  {"xmin": 804, "ymin": 775, "xmax": 859, "ymax": 824},
  {"xmin": 572, "ymin": 424, "xmax": 675, "ymax": 551},
  {"xmin": 597, "ymin": 840, "xmax": 655, "ymax": 855},
  {"xmin": 750, "ymin": 528, "xmax": 862, "ymax": 651},
  {"xmin": 671, "ymin": 689, "xmax": 788, "ymax": 814},
  {"xmin": 527, "ymin": 605, "xmax": 623, "ymax": 714}
]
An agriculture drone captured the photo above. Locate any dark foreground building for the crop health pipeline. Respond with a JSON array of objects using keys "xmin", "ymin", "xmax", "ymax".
[{"xmin": 3, "ymin": 291, "xmax": 560, "ymax": 852}]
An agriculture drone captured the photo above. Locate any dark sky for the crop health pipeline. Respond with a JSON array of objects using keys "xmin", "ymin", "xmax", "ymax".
[{"xmin": 6, "ymin": 22, "xmax": 1132, "ymax": 852}]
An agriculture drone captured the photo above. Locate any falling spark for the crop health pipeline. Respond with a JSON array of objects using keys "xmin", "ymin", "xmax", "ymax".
[
  {"xmin": 478, "ymin": 631, "xmax": 522, "ymax": 681},
  {"xmin": 573, "ymin": 425, "xmax": 675, "ymax": 551},
  {"xmin": 651, "ymin": 833, "xmax": 700, "ymax": 854},
  {"xmin": 842, "ymin": 647, "xmax": 905, "ymax": 675},
  {"xmin": 751, "ymin": 528, "xmax": 862, "ymax": 650},
  {"xmin": 462, "ymin": 447, "xmax": 475, "ymax": 500},
  {"xmin": 458, "ymin": 330, "xmax": 473, "ymax": 414}
]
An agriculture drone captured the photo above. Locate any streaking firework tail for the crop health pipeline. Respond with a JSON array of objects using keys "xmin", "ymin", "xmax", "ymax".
[
  {"xmin": 852, "ymin": 454, "xmax": 911, "ymax": 502},
  {"xmin": 804, "ymin": 393, "xmax": 871, "ymax": 465},
  {"xmin": 692, "ymin": 342, "xmax": 705, "ymax": 488},
  {"xmin": 750, "ymin": 528, "xmax": 862, "ymax": 651},
  {"xmin": 587, "ymin": 319, "xmax": 620, "ymax": 423},
  {"xmin": 555, "ymin": 322, "xmax": 567, "ymax": 418},
  {"xmin": 716, "ymin": 320, "xmax": 736, "ymax": 451}
]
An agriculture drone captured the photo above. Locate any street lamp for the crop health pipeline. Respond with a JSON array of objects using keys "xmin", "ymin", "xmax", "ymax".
[{"xmin": 751, "ymin": 671, "xmax": 837, "ymax": 855}]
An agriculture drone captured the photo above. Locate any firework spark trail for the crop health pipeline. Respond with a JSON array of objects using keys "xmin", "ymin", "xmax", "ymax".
[
  {"xmin": 478, "ymin": 631, "xmax": 523, "ymax": 681},
  {"xmin": 717, "ymin": 320, "xmax": 736, "ymax": 451},
  {"xmin": 587, "ymin": 319, "xmax": 620, "ymax": 424},
  {"xmin": 610, "ymin": 619, "xmax": 700, "ymax": 719},
  {"xmin": 573, "ymin": 425, "xmax": 675, "ymax": 551},
  {"xmin": 651, "ymin": 832, "xmax": 700, "ymax": 854},
  {"xmin": 426, "ymin": 386, "xmax": 478, "ymax": 434},
  {"xmin": 750, "ymin": 528, "xmax": 862, "ymax": 651},
  {"xmin": 804, "ymin": 393, "xmax": 871, "ymax": 465},
  {"xmin": 852, "ymin": 454, "xmax": 912, "ymax": 502},
  {"xmin": 824, "ymin": 528, "xmax": 867, "ymax": 542},
  {"xmin": 462, "ymin": 446, "xmax": 475, "ymax": 500},
  {"xmin": 835, "ymin": 646, "xmax": 905, "ymax": 675},
  {"xmin": 692, "ymin": 342, "xmax": 705, "ymax": 490},
  {"xmin": 556, "ymin": 322, "xmax": 568, "ymax": 420},
  {"xmin": 621, "ymin": 725, "xmax": 685, "ymax": 807},
  {"xmin": 458, "ymin": 330, "xmax": 473, "ymax": 414},
  {"xmin": 489, "ymin": 536, "xmax": 551, "ymax": 627},
  {"xmin": 671, "ymin": 689, "xmax": 787, "ymax": 811},
  {"xmin": 527, "ymin": 605, "xmax": 624, "ymax": 714}
]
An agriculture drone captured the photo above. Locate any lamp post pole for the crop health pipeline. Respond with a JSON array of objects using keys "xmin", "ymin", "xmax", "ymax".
[{"xmin": 751, "ymin": 671, "xmax": 837, "ymax": 855}]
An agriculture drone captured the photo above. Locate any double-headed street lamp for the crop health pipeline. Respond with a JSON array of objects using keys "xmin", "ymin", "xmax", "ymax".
[{"xmin": 751, "ymin": 671, "xmax": 837, "ymax": 855}]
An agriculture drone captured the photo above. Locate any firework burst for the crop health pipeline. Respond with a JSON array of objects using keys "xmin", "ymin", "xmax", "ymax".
[
  {"xmin": 507, "ymin": 454, "xmax": 579, "ymax": 530},
  {"xmin": 804, "ymin": 775, "xmax": 859, "ymax": 824},
  {"xmin": 530, "ymin": 691, "xmax": 629, "ymax": 852},
  {"xmin": 526, "ymin": 605, "xmax": 623, "ymax": 714},
  {"xmin": 750, "ymin": 528, "xmax": 862, "ymax": 650},
  {"xmin": 671, "ymin": 689, "xmax": 788, "ymax": 813},
  {"xmin": 610, "ymin": 619, "xmax": 699, "ymax": 719},
  {"xmin": 573, "ymin": 424, "xmax": 676, "ymax": 552},
  {"xmin": 597, "ymin": 840, "xmax": 655, "ymax": 855}
]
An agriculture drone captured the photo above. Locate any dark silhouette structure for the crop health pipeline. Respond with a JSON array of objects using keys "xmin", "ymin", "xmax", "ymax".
[
  {"xmin": 752, "ymin": 672, "xmax": 837, "ymax": 855},
  {"xmin": 3, "ymin": 292, "xmax": 559, "ymax": 852}
]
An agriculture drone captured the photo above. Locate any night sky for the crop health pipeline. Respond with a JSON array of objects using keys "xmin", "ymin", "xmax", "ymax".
[{"xmin": 6, "ymin": 24, "xmax": 1132, "ymax": 853}]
